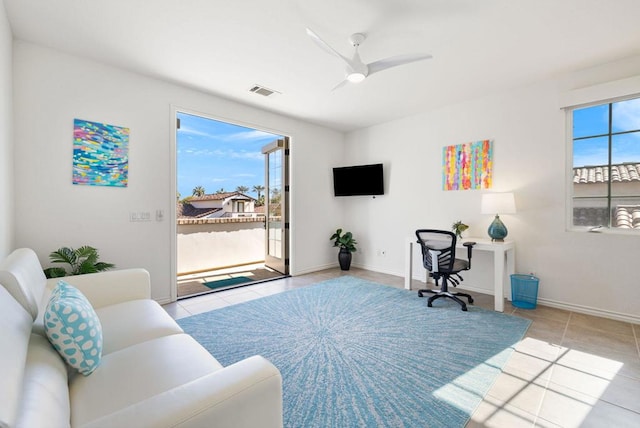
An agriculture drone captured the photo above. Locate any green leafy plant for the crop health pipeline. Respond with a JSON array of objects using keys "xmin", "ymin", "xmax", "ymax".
[
  {"xmin": 452, "ymin": 221, "xmax": 469, "ymax": 239},
  {"xmin": 43, "ymin": 246, "xmax": 115, "ymax": 278},
  {"xmin": 330, "ymin": 228, "xmax": 358, "ymax": 253}
]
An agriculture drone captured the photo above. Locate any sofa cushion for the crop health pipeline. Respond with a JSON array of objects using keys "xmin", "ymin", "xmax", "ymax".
[
  {"xmin": 95, "ymin": 299, "xmax": 184, "ymax": 355},
  {"xmin": 69, "ymin": 334, "xmax": 223, "ymax": 427},
  {"xmin": 0, "ymin": 248, "xmax": 47, "ymax": 320},
  {"xmin": 44, "ymin": 281, "xmax": 103, "ymax": 375},
  {"xmin": 15, "ymin": 334, "xmax": 71, "ymax": 428},
  {"xmin": 0, "ymin": 286, "xmax": 34, "ymax": 428}
]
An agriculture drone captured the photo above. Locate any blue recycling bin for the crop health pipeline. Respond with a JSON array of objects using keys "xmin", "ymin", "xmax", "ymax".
[{"xmin": 510, "ymin": 274, "xmax": 539, "ymax": 309}]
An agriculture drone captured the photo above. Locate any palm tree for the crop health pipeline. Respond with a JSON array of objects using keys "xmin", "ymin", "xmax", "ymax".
[
  {"xmin": 236, "ymin": 185, "xmax": 250, "ymax": 194},
  {"xmin": 215, "ymin": 188, "xmax": 226, "ymax": 194},
  {"xmin": 252, "ymin": 184, "xmax": 265, "ymax": 199},
  {"xmin": 270, "ymin": 188, "xmax": 281, "ymax": 204},
  {"xmin": 192, "ymin": 186, "xmax": 205, "ymax": 197}
]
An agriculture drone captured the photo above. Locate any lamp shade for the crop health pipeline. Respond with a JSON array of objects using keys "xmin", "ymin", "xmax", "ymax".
[{"xmin": 481, "ymin": 193, "xmax": 516, "ymax": 215}]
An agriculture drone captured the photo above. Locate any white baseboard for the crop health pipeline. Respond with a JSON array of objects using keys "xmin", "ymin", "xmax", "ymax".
[
  {"xmin": 535, "ymin": 297, "xmax": 640, "ymax": 325},
  {"xmin": 283, "ymin": 263, "xmax": 640, "ymax": 325},
  {"xmin": 291, "ymin": 262, "xmax": 337, "ymax": 276},
  {"xmin": 350, "ymin": 262, "xmax": 404, "ymax": 278}
]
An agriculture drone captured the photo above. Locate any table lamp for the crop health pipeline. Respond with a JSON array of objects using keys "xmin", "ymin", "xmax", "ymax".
[{"xmin": 481, "ymin": 193, "xmax": 516, "ymax": 242}]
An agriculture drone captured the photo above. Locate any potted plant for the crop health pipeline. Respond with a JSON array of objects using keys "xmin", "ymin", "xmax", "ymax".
[
  {"xmin": 451, "ymin": 221, "xmax": 469, "ymax": 239},
  {"xmin": 43, "ymin": 246, "xmax": 115, "ymax": 278},
  {"xmin": 330, "ymin": 228, "xmax": 357, "ymax": 271}
]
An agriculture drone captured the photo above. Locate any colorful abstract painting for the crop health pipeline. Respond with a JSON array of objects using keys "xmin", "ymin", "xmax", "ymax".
[
  {"xmin": 73, "ymin": 119, "xmax": 129, "ymax": 187},
  {"xmin": 442, "ymin": 139, "xmax": 493, "ymax": 190}
]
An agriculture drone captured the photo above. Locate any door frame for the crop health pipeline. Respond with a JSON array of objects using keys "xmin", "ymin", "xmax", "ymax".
[
  {"xmin": 262, "ymin": 137, "xmax": 290, "ymax": 275},
  {"xmin": 169, "ymin": 105, "xmax": 292, "ymax": 302}
]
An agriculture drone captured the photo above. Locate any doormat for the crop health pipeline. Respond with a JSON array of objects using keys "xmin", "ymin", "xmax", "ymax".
[{"xmin": 203, "ymin": 276, "xmax": 252, "ymax": 289}]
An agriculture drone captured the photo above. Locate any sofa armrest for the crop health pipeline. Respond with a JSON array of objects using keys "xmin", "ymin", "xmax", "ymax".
[
  {"xmin": 81, "ymin": 355, "xmax": 283, "ymax": 428},
  {"xmin": 46, "ymin": 269, "xmax": 151, "ymax": 309}
]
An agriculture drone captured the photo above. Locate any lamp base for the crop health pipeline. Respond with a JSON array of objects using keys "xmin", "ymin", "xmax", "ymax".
[{"xmin": 487, "ymin": 215, "xmax": 508, "ymax": 241}]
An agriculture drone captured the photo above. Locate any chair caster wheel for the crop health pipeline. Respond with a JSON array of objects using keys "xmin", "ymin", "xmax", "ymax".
[
  {"xmin": 468, "ymin": 298, "xmax": 474, "ymax": 304},
  {"xmin": 461, "ymin": 306, "xmax": 468, "ymax": 311},
  {"xmin": 427, "ymin": 302, "xmax": 433, "ymax": 307},
  {"xmin": 418, "ymin": 291, "xmax": 423, "ymax": 297}
]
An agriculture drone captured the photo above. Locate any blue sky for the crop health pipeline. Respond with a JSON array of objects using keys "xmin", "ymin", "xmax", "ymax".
[
  {"xmin": 573, "ymin": 98, "xmax": 640, "ymax": 166},
  {"xmin": 176, "ymin": 112, "xmax": 282, "ymax": 199}
]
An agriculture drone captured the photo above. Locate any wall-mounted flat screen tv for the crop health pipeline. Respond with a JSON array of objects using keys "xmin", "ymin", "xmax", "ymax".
[{"xmin": 333, "ymin": 163, "xmax": 384, "ymax": 196}]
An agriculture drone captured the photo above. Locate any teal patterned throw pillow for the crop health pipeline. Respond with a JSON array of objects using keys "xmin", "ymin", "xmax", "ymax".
[{"xmin": 44, "ymin": 280, "xmax": 103, "ymax": 375}]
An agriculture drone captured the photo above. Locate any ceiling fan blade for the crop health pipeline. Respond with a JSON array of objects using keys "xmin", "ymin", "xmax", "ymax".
[
  {"xmin": 331, "ymin": 79, "xmax": 350, "ymax": 91},
  {"xmin": 306, "ymin": 28, "xmax": 356, "ymax": 70},
  {"xmin": 367, "ymin": 53, "xmax": 433, "ymax": 76}
]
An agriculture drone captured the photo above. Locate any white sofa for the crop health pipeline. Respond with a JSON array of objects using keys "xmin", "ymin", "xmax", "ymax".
[{"xmin": 0, "ymin": 248, "xmax": 283, "ymax": 428}]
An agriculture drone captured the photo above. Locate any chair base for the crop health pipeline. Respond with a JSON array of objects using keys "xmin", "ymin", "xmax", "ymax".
[{"xmin": 418, "ymin": 288, "xmax": 474, "ymax": 311}]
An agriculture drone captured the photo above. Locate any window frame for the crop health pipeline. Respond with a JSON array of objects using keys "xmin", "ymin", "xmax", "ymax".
[{"xmin": 566, "ymin": 94, "xmax": 640, "ymax": 234}]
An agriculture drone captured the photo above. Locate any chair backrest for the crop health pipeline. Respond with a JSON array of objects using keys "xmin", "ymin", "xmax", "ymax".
[{"xmin": 415, "ymin": 229, "xmax": 457, "ymax": 273}]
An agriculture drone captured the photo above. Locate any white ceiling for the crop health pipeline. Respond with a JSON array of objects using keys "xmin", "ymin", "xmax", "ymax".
[{"xmin": 5, "ymin": 0, "xmax": 640, "ymax": 132}]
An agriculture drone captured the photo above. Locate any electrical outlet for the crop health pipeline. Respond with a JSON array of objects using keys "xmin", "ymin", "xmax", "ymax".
[{"xmin": 129, "ymin": 212, "xmax": 151, "ymax": 222}]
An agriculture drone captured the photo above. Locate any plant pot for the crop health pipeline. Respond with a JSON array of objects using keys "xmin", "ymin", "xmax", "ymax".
[{"xmin": 338, "ymin": 247, "xmax": 352, "ymax": 271}]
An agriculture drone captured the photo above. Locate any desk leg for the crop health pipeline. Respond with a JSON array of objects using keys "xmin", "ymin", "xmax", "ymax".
[
  {"xmin": 494, "ymin": 249, "xmax": 505, "ymax": 312},
  {"xmin": 404, "ymin": 240, "xmax": 413, "ymax": 290},
  {"xmin": 506, "ymin": 247, "xmax": 515, "ymax": 301}
]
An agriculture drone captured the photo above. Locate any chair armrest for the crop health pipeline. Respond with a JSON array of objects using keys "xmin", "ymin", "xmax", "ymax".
[
  {"xmin": 81, "ymin": 355, "xmax": 283, "ymax": 428},
  {"xmin": 46, "ymin": 269, "xmax": 151, "ymax": 309},
  {"xmin": 462, "ymin": 242, "xmax": 476, "ymax": 260}
]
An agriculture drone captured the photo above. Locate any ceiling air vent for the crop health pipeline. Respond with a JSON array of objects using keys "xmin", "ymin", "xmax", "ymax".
[{"xmin": 249, "ymin": 84, "xmax": 280, "ymax": 97}]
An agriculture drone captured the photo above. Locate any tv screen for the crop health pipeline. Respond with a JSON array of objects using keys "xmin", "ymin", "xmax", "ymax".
[{"xmin": 333, "ymin": 163, "xmax": 384, "ymax": 196}]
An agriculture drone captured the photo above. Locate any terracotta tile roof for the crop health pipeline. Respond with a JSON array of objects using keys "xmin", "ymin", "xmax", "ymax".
[
  {"xmin": 177, "ymin": 202, "xmax": 222, "ymax": 219},
  {"xmin": 189, "ymin": 191, "xmax": 256, "ymax": 202},
  {"xmin": 573, "ymin": 205, "xmax": 640, "ymax": 229},
  {"xmin": 573, "ymin": 163, "xmax": 640, "ymax": 184},
  {"xmin": 614, "ymin": 205, "xmax": 640, "ymax": 229}
]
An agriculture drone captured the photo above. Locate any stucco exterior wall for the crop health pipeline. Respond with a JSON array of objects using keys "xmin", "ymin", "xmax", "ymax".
[{"xmin": 177, "ymin": 218, "xmax": 264, "ymax": 274}]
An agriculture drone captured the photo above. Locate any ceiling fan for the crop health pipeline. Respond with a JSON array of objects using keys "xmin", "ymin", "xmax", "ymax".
[{"xmin": 306, "ymin": 28, "xmax": 433, "ymax": 90}]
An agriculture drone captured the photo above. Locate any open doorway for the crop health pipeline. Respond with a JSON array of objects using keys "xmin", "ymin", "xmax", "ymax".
[{"xmin": 175, "ymin": 112, "xmax": 289, "ymax": 298}]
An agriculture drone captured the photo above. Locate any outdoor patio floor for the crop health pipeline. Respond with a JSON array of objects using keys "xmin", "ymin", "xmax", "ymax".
[{"xmin": 177, "ymin": 263, "xmax": 285, "ymax": 298}]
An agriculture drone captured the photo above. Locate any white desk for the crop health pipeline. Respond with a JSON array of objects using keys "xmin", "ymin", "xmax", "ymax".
[{"xmin": 404, "ymin": 237, "xmax": 515, "ymax": 312}]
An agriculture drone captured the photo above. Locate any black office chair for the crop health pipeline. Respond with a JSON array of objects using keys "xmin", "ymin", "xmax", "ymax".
[{"xmin": 415, "ymin": 229, "xmax": 476, "ymax": 311}]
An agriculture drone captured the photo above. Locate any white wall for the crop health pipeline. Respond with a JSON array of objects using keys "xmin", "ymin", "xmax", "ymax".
[
  {"xmin": 0, "ymin": 0, "xmax": 13, "ymax": 259},
  {"xmin": 344, "ymin": 58, "xmax": 640, "ymax": 322},
  {"xmin": 12, "ymin": 41, "xmax": 344, "ymax": 302}
]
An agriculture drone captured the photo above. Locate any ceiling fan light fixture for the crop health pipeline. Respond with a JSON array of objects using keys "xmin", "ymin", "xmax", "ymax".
[{"xmin": 347, "ymin": 72, "xmax": 366, "ymax": 83}]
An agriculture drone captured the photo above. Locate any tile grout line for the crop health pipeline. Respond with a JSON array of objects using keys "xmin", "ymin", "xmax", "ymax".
[{"xmin": 531, "ymin": 311, "xmax": 573, "ymax": 426}]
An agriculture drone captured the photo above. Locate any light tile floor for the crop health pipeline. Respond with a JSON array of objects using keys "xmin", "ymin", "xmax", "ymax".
[{"xmin": 163, "ymin": 267, "xmax": 640, "ymax": 427}]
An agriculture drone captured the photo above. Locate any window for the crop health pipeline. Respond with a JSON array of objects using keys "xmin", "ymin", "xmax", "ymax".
[
  {"xmin": 570, "ymin": 96, "xmax": 640, "ymax": 230},
  {"xmin": 237, "ymin": 201, "xmax": 245, "ymax": 213}
]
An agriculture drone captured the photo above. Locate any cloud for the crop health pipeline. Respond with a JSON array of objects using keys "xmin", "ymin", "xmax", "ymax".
[
  {"xmin": 224, "ymin": 129, "xmax": 280, "ymax": 143},
  {"xmin": 614, "ymin": 98, "xmax": 640, "ymax": 132},
  {"xmin": 178, "ymin": 125, "xmax": 281, "ymax": 144},
  {"xmin": 177, "ymin": 125, "xmax": 214, "ymax": 138},
  {"xmin": 179, "ymin": 147, "xmax": 262, "ymax": 161}
]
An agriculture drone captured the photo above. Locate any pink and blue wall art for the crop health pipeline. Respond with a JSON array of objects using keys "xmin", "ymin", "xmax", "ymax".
[
  {"xmin": 442, "ymin": 139, "xmax": 493, "ymax": 191},
  {"xmin": 73, "ymin": 119, "xmax": 129, "ymax": 187}
]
